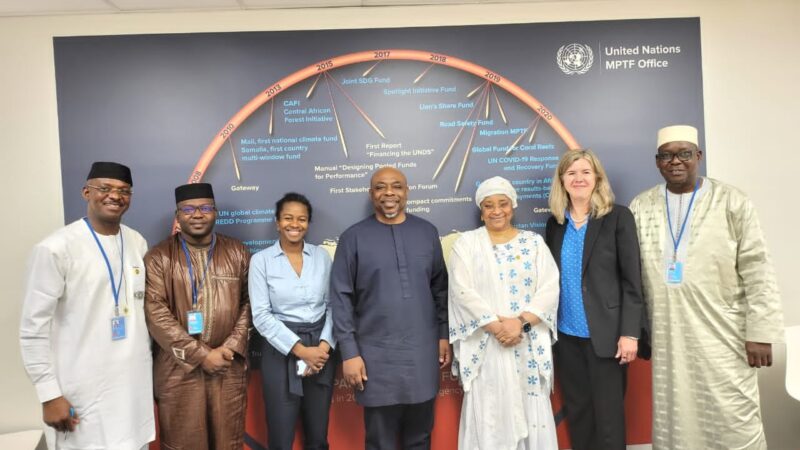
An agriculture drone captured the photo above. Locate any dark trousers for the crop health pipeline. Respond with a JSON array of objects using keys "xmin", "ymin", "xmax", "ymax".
[
  {"xmin": 259, "ymin": 339, "xmax": 335, "ymax": 450},
  {"xmin": 555, "ymin": 332, "xmax": 627, "ymax": 450},
  {"xmin": 363, "ymin": 399, "xmax": 435, "ymax": 450}
]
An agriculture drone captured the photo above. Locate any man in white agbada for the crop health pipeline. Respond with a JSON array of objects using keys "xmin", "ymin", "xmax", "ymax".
[
  {"xmin": 19, "ymin": 162, "xmax": 155, "ymax": 450},
  {"xmin": 448, "ymin": 176, "xmax": 560, "ymax": 450},
  {"xmin": 629, "ymin": 126, "xmax": 785, "ymax": 449}
]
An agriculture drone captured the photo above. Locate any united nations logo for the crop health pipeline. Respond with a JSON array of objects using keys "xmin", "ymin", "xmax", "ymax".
[{"xmin": 557, "ymin": 43, "xmax": 594, "ymax": 75}]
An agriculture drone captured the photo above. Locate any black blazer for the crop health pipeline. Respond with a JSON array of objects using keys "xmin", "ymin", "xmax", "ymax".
[{"xmin": 545, "ymin": 204, "xmax": 646, "ymax": 358}]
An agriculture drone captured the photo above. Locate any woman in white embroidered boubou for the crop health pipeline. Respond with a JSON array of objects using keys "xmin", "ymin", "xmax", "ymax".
[{"xmin": 448, "ymin": 176, "xmax": 560, "ymax": 450}]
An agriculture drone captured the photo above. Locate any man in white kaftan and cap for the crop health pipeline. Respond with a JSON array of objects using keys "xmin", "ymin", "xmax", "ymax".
[
  {"xmin": 629, "ymin": 125, "xmax": 784, "ymax": 449},
  {"xmin": 19, "ymin": 162, "xmax": 154, "ymax": 450},
  {"xmin": 448, "ymin": 176, "xmax": 560, "ymax": 450}
]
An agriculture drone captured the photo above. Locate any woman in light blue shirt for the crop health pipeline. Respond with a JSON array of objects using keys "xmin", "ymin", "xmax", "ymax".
[{"xmin": 249, "ymin": 192, "xmax": 336, "ymax": 450}]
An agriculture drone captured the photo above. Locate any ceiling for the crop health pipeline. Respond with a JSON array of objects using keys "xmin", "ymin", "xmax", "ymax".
[{"xmin": 0, "ymin": 0, "xmax": 581, "ymax": 17}]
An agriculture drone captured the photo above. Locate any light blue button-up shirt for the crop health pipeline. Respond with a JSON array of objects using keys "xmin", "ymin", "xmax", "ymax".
[
  {"xmin": 249, "ymin": 241, "xmax": 335, "ymax": 355},
  {"xmin": 557, "ymin": 212, "xmax": 591, "ymax": 338}
]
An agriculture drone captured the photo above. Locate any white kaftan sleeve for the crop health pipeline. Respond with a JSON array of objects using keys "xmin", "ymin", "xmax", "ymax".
[
  {"xmin": 730, "ymin": 194, "xmax": 785, "ymax": 343},
  {"xmin": 524, "ymin": 234, "xmax": 559, "ymax": 342},
  {"xmin": 19, "ymin": 243, "xmax": 66, "ymax": 402},
  {"xmin": 447, "ymin": 236, "xmax": 498, "ymax": 343}
]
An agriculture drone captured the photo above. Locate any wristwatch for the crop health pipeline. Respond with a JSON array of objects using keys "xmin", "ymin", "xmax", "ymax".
[{"xmin": 518, "ymin": 315, "xmax": 532, "ymax": 333}]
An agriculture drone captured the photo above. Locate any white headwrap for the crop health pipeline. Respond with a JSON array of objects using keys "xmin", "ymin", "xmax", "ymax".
[
  {"xmin": 475, "ymin": 176, "xmax": 518, "ymax": 209},
  {"xmin": 657, "ymin": 125, "xmax": 698, "ymax": 148}
]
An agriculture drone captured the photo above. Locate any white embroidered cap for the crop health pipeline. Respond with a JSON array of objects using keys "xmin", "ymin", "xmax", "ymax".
[
  {"xmin": 475, "ymin": 176, "xmax": 518, "ymax": 209},
  {"xmin": 657, "ymin": 125, "xmax": 698, "ymax": 148}
]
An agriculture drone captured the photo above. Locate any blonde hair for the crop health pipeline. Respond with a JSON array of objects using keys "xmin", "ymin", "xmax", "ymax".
[{"xmin": 548, "ymin": 149, "xmax": 615, "ymax": 224}]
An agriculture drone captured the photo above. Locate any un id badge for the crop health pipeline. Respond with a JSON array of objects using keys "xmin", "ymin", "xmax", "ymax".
[
  {"xmin": 667, "ymin": 261, "xmax": 684, "ymax": 284},
  {"xmin": 111, "ymin": 316, "xmax": 127, "ymax": 340},
  {"xmin": 187, "ymin": 310, "xmax": 204, "ymax": 335}
]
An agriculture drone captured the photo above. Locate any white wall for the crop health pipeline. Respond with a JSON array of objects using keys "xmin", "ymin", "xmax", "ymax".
[{"xmin": 1, "ymin": 0, "xmax": 798, "ymax": 446}]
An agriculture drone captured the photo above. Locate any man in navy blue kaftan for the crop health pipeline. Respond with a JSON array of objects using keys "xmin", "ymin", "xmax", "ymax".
[{"xmin": 331, "ymin": 167, "xmax": 450, "ymax": 450}]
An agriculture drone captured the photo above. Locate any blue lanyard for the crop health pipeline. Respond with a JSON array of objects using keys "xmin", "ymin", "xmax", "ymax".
[
  {"xmin": 180, "ymin": 234, "xmax": 216, "ymax": 309},
  {"xmin": 83, "ymin": 218, "xmax": 124, "ymax": 314},
  {"xmin": 665, "ymin": 179, "xmax": 700, "ymax": 260}
]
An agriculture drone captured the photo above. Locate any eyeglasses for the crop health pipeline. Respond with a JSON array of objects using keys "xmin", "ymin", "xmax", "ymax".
[
  {"xmin": 178, "ymin": 204, "xmax": 216, "ymax": 215},
  {"xmin": 86, "ymin": 184, "xmax": 133, "ymax": 197},
  {"xmin": 655, "ymin": 150, "xmax": 695, "ymax": 163}
]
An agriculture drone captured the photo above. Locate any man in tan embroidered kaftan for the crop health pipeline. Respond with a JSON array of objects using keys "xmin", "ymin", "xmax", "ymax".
[
  {"xmin": 629, "ymin": 125, "xmax": 784, "ymax": 449},
  {"xmin": 145, "ymin": 183, "xmax": 251, "ymax": 449}
]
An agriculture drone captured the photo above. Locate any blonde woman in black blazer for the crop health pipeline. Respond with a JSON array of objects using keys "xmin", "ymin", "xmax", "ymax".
[{"xmin": 544, "ymin": 149, "xmax": 645, "ymax": 450}]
